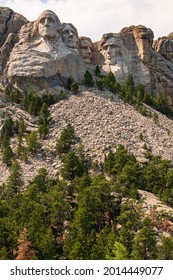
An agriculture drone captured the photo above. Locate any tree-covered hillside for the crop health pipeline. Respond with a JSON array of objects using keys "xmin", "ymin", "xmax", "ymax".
[{"xmin": 0, "ymin": 71, "xmax": 173, "ymax": 260}]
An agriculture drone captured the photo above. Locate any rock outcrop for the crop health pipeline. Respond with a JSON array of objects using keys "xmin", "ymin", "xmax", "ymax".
[
  {"xmin": 0, "ymin": 7, "xmax": 28, "ymax": 77},
  {"xmin": 0, "ymin": 6, "xmax": 28, "ymax": 47},
  {"xmin": 153, "ymin": 33, "xmax": 173, "ymax": 64},
  {"xmin": 1, "ymin": 8, "xmax": 173, "ymax": 101}
]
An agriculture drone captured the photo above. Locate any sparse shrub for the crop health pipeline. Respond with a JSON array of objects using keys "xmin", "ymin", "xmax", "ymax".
[
  {"xmin": 139, "ymin": 133, "xmax": 144, "ymax": 141},
  {"xmin": 140, "ymin": 105, "xmax": 147, "ymax": 116},
  {"xmin": 153, "ymin": 112, "xmax": 159, "ymax": 123},
  {"xmin": 59, "ymin": 90, "xmax": 67, "ymax": 100},
  {"xmin": 96, "ymin": 80, "xmax": 104, "ymax": 90},
  {"xmin": 70, "ymin": 81, "xmax": 79, "ymax": 94},
  {"xmin": 109, "ymin": 94, "xmax": 114, "ymax": 102},
  {"xmin": 143, "ymin": 143, "xmax": 148, "ymax": 150}
]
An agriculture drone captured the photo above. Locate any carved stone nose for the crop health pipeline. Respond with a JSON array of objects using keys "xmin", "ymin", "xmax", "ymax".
[
  {"xmin": 107, "ymin": 45, "xmax": 111, "ymax": 52},
  {"xmin": 44, "ymin": 19, "xmax": 49, "ymax": 26}
]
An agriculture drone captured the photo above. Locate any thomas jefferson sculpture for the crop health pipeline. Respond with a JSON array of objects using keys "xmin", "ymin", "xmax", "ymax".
[{"xmin": 62, "ymin": 23, "xmax": 79, "ymax": 49}]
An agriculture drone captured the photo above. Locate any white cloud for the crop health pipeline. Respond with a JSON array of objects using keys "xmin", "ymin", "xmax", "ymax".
[{"xmin": 0, "ymin": 0, "xmax": 173, "ymax": 41}]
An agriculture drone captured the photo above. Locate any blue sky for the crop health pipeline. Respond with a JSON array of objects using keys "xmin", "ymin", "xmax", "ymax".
[{"xmin": 0, "ymin": 0, "xmax": 173, "ymax": 42}]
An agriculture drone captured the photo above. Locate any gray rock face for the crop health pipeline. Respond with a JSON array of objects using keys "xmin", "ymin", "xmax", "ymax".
[
  {"xmin": 96, "ymin": 26, "xmax": 173, "ymax": 99},
  {"xmin": 0, "ymin": 7, "xmax": 28, "ymax": 47},
  {"xmin": 153, "ymin": 33, "xmax": 173, "ymax": 65},
  {"xmin": 1, "ymin": 8, "xmax": 173, "ymax": 101}
]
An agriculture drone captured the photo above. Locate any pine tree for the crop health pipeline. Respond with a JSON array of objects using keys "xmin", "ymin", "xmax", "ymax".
[
  {"xmin": 56, "ymin": 123, "xmax": 75, "ymax": 156},
  {"xmin": 106, "ymin": 241, "xmax": 129, "ymax": 260},
  {"xmin": 2, "ymin": 145, "xmax": 14, "ymax": 166},
  {"xmin": 38, "ymin": 103, "xmax": 50, "ymax": 139},
  {"xmin": 95, "ymin": 65, "xmax": 101, "ymax": 77},
  {"xmin": 125, "ymin": 73, "xmax": 135, "ymax": 94},
  {"xmin": 4, "ymin": 86, "xmax": 11, "ymax": 102},
  {"xmin": 61, "ymin": 151, "xmax": 87, "ymax": 181},
  {"xmin": 26, "ymin": 131, "xmax": 41, "ymax": 155},
  {"xmin": 104, "ymin": 149, "xmax": 116, "ymax": 176},
  {"xmin": 102, "ymin": 71, "xmax": 116, "ymax": 91},
  {"xmin": 84, "ymin": 70, "xmax": 94, "ymax": 87},
  {"xmin": 18, "ymin": 118, "xmax": 26, "ymax": 137},
  {"xmin": 158, "ymin": 236, "xmax": 173, "ymax": 260},
  {"xmin": 136, "ymin": 89, "xmax": 143, "ymax": 106},
  {"xmin": 6, "ymin": 160, "xmax": 23, "ymax": 197},
  {"xmin": 2, "ymin": 117, "xmax": 15, "ymax": 137},
  {"xmin": 91, "ymin": 225, "xmax": 114, "ymax": 259},
  {"xmin": 39, "ymin": 103, "xmax": 50, "ymax": 122},
  {"xmin": 131, "ymin": 217, "xmax": 158, "ymax": 260},
  {"xmin": 16, "ymin": 228, "xmax": 36, "ymax": 260}
]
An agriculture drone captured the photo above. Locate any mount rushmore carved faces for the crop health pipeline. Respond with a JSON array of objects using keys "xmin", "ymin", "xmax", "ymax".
[
  {"xmin": 79, "ymin": 37, "xmax": 93, "ymax": 64},
  {"xmin": 1, "ymin": 8, "xmax": 173, "ymax": 97},
  {"xmin": 62, "ymin": 23, "xmax": 79, "ymax": 49},
  {"xmin": 37, "ymin": 10, "xmax": 62, "ymax": 40},
  {"xmin": 29, "ymin": 10, "xmax": 63, "ymax": 51},
  {"xmin": 6, "ymin": 10, "xmax": 86, "ymax": 83},
  {"xmin": 100, "ymin": 35, "xmax": 122, "ymax": 65}
]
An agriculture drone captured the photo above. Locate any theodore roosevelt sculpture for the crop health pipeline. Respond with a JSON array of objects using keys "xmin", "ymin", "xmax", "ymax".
[{"xmin": 79, "ymin": 36, "xmax": 93, "ymax": 64}]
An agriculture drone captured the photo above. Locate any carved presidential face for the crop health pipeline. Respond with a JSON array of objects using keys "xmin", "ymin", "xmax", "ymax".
[
  {"xmin": 62, "ymin": 23, "xmax": 79, "ymax": 49},
  {"xmin": 101, "ymin": 37, "xmax": 121, "ymax": 65},
  {"xmin": 79, "ymin": 37, "xmax": 93, "ymax": 64},
  {"xmin": 38, "ymin": 10, "xmax": 61, "ymax": 40}
]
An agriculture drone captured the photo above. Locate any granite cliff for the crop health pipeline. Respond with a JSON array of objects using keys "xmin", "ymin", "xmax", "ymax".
[{"xmin": 0, "ymin": 7, "xmax": 173, "ymax": 104}]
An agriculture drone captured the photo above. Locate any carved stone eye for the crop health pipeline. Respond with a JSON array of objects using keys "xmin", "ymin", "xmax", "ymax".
[
  {"xmin": 103, "ymin": 45, "xmax": 108, "ymax": 50},
  {"xmin": 39, "ymin": 16, "xmax": 55, "ymax": 24},
  {"xmin": 47, "ymin": 17, "xmax": 55, "ymax": 23},
  {"xmin": 63, "ymin": 29, "xmax": 70, "ymax": 34},
  {"xmin": 39, "ymin": 17, "xmax": 45, "ymax": 24}
]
